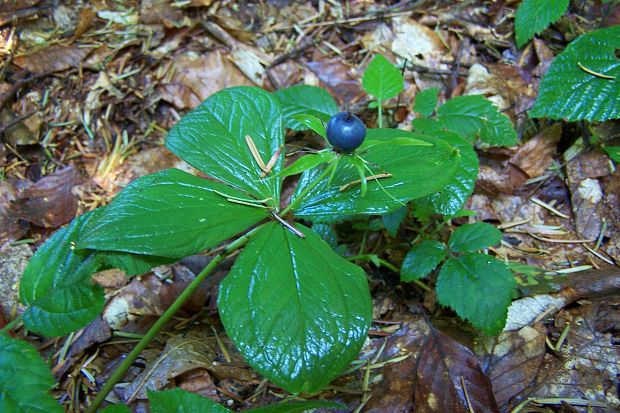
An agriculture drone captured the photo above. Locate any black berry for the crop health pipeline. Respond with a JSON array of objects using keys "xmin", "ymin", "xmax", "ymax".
[{"xmin": 326, "ymin": 112, "xmax": 366, "ymax": 153}]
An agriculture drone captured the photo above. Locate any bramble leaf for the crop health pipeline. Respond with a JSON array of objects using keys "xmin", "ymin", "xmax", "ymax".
[
  {"xmin": 414, "ymin": 87, "xmax": 440, "ymax": 117},
  {"xmin": 274, "ymin": 85, "xmax": 338, "ymax": 131},
  {"xmin": 382, "ymin": 206, "xmax": 408, "ymax": 236},
  {"xmin": 166, "ymin": 86, "xmax": 284, "ymax": 202},
  {"xmin": 20, "ymin": 212, "xmax": 104, "ymax": 336},
  {"xmin": 604, "ymin": 146, "xmax": 620, "ymax": 163},
  {"xmin": 0, "ymin": 334, "xmax": 63, "ymax": 413},
  {"xmin": 362, "ymin": 54, "xmax": 404, "ymax": 102},
  {"xmin": 422, "ymin": 132, "xmax": 479, "ymax": 215},
  {"xmin": 437, "ymin": 95, "xmax": 517, "ymax": 146},
  {"xmin": 401, "ymin": 240, "xmax": 446, "ymax": 281},
  {"xmin": 448, "ymin": 222, "xmax": 502, "ymax": 252},
  {"xmin": 291, "ymin": 129, "xmax": 460, "ymax": 222},
  {"xmin": 436, "ymin": 254, "xmax": 516, "ymax": 335},
  {"xmin": 77, "ymin": 169, "xmax": 268, "ymax": 258},
  {"xmin": 100, "ymin": 405, "xmax": 131, "ymax": 413},
  {"xmin": 219, "ymin": 222, "xmax": 371, "ymax": 393},
  {"xmin": 515, "ymin": 0, "xmax": 569, "ymax": 48},
  {"xmin": 530, "ymin": 26, "xmax": 620, "ymax": 121}
]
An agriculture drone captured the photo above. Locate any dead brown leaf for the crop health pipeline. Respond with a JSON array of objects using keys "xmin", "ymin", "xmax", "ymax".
[
  {"xmin": 13, "ymin": 44, "xmax": 92, "ymax": 74},
  {"xmin": 0, "ymin": 180, "xmax": 28, "ymax": 245},
  {"xmin": 123, "ymin": 332, "xmax": 217, "ymax": 402},
  {"xmin": 510, "ymin": 124, "xmax": 561, "ymax": 179},
  {"xmin": 306, "ymin": 59, "xmax": 364, "ymax": 104},
  {"xmin": 475, "ymin": 325, "xmax": 546, "ymax": 409},
  {"xmin": 158, "ymin": 50, "xmax": 253, "ymax": 110},
  {"xmin": 13, "ymin": 165, "xmax": 80, "ymax": 228}
]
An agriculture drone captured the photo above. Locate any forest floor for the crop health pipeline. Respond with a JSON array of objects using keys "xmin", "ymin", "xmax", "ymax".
[{"xmin": 1, "ymin": 1, "xmax": 619, "ymax": 412}]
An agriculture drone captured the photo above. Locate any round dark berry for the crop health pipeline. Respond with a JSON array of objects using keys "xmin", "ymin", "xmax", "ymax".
[{"xmin": 326, "ymin": 112, "xmax": 366, "ymax": 153}]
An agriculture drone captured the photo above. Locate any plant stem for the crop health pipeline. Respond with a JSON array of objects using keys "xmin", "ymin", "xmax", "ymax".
[
  {"xmin": 280, "ymin": 160, "xmax": 336, "ymax": 216},
  {"xmin": 377, "ymin": 100, "xmax": 383, "ymax": 128},
  {"xmin": 0, "ymin": 314, "xmax": 22, "ymax": 334},
  {"xmin": 85, "ymin": 226, "xmax": 263, "ymax": 413}
]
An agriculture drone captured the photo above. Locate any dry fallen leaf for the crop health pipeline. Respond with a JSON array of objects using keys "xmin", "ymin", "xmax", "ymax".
[
  {"xmin": 510, "ymin": 124, "xmax": 561, "ymax": 179},
  {"xmin": 13, "ymin": 44, "xmax": 92, "ymax": 73}
]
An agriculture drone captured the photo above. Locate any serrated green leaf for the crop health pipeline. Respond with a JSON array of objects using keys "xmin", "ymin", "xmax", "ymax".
[
  {"xmin": 401, "ymin": 240, "xmax": 446, "ymax": 282},
  {"xmin": 0, "ymin": 334, "xmax": 63, "ymax": 413},
  {"xmin": 362, "ymin": 54, "xmax": 404, "ymax": 102},
  {"xmin": 77, "ymin": 169, "xmax": 268, "ymax": 258},
  {"xmin": 148, "ymin": 389, "xmax": 230, "ymax": 413},
  {"xmin": 530, "ymin": 26, "xmax": 620, "ymax": 121},
  {"xmin": 515, "ymin": 0, "xmax": 569, "ymax": 47},
  {"xmin": 437, "ymin": 95, "xmax": 517, "ymax": 146},
  {"xmin": 247, "ymin": 401, "xmax": 346, "ymax": 413},
  {"xmin": 423, "ymin": 132, "xmax": 479, "ymax": 215},
  {"xmin": 166, "ymin": 86, "xmax": 283, "ymax": 202},
  {"xmin": 278, "ymin": 152, "xmax": 336, "ymax": 178},
  {"xmin": 292, "ymin": 114, "xmax": 327, "ymax": 138},
  {"xmin": 20, "ymin": 212, "xmax": 104, "ymax": 336},
  {"xmin": 412, "ymin": 117, "xmax": 445, "ymax": 134},
  {"xmin": 414, "ymin": 87, "xmax": 440, "ymax": 116},
  {"xmin": 100, "ymin": 404, "xmax": 131, "ymax": 413},
  {"xmin": 382, "ymin": 205, "xmax": 408, "ymax": 237},
  {"xmin": 218, "ymin": 222, "xmax": 372, "ymax": 393},
  {"xmin": 448, "ymin": 222, "xmax": 502, "ymax": 252},
  {"xmin": 274, "ymin": 85, "xmax": 338, "ymax": 131},
  {"xmin": 604, "ymin": 146, "xmax": 620, "ymax": 162},
  {"xmin": 436, "ymin": 254, "xmax": 516, "ymax": 335},
  {"xmin": 291, "ymin": 129, "xmax": 460, "ymax": 222}
]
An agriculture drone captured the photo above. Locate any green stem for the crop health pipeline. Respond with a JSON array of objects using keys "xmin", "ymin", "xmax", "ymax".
[
  {"xmin": 0, "ymin": 314, "xmax": 22, "ymax": 334},
  {"xmin": 377, "ymin": 100, "xmax": 383, "ymax": 128},
  {"xmin": 280, "ymin": 160, "xmax": 336, "ymax": 216},
  {"xmin": 85, "ymin": 226, "xmax": 263, "ymax": 413}
]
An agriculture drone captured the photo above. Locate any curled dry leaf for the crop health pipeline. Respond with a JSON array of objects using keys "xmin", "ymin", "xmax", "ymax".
[
  {"xmin": 13, "ymin": 165, "xmax": 80, "ymax": 228},
  {"xmin": 306, "ymin": 59, "xmax": 365, "ymax": 104},
  {"xmin": 13, "ymin": 44, "xmax": 92, "ymax": 74}
]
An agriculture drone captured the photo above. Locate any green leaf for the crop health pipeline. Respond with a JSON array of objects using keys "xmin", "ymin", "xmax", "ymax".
[
  {"xmin": 604, "ymin": 146, "xmax": 620, "ymax": 162},
  {"xmin": 148, "ymin": 389, "xmax": 230, "ymax": 413},
  {"xmin": 278, "ymin": 152, "xmax": 336, "ymax": 178},
  {"xmin": 291, "ymin": 129, "xmax": 460, "ymax": 222},
  {"xmin": 530, "ymin": 26, "xmax": 620, "ymax": 121},
  {"xmin": 437, "ymin": 95, "xmax": 517, "ymax": 146},
  {"xmin": 100, "ymin": 405, "xmax": 131, "ymax": 413},
  {"xmin": 274, "ymin": 85, "xmax": 338, "ymax": 131},
  {"xmin": 436, "ymin": 254, "xmax": 516, "ymax": 335},
  {"xmin": 515, "ymin": 0, "xmax": 569, "ymax": 48},
  {"xmin": 448, "ymin": 222, "xmax": 502, "ymax": 252},
  {"xmin": 0, "ymin": 334, "xmax": 63, "ymax": 413},
  {"xmin": 382, "ymin": 206, "xmax": 408, "ymax": 237},
  {"xmin": 292, "ymin": 114, "xmax": 327, "ymax": 139},
  {"xmin": 247, "ymin": 401, "xmax": 346, "ymax": 413},
  {"xmin": 20, "ymin": 212, "xmax": 104, "ymax": 336},
  {"xmin": 362, "ymin": 54, "xmax": 404, "ymax": 102},
  {"xmin": 166, "ymin": 86, "xmax": 283, "ymax": 202},
  {"xmin": 412, "ymin": 117, "xmax": 445, "ymax": 134},
  {"xmin": 414, "ymin": 87, "xmax": 440, "ymax": 116},
  {"xmin": 218, "ymin": 222, "xmax": 372, "ymax": 393},
  {"xmin": 77, "ymin": 169, "xmax": 268, "ymax": 258},
  {"xmin": 422, "ymin": 132, "xmax": 479, "ymax": 215},
  {"xmin": 400, "ymin": 240, "xmax": 446, "ymax": 282},
  {"xmin": 96, "ymin": 251, "xmax": 174, "ymax": 276}
]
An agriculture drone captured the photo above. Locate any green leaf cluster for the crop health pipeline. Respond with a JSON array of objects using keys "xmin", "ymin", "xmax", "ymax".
[
  {"xmin": 400, "ymin": 222, "xmax": 515, "ymax": 335},
  {"xmin": 409, "ymin": 89, "xmax": 518, "ymax": 216}
]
